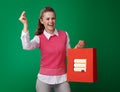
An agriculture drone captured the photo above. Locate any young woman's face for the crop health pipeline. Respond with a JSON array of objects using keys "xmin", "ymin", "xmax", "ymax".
[{"xmin": 40, "ymin": 12, "xmax": 56, "ymax": 32}]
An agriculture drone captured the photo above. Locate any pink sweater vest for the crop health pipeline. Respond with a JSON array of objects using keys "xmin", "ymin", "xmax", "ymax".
[{"xmin": 39, "ymin": 30, "xmax": 67, "ymax": 75}]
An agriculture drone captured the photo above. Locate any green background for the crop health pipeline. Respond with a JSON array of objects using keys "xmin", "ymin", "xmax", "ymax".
[{"xmin": 0, "ymin": 0, "xmax": 120, "ymax": 92}]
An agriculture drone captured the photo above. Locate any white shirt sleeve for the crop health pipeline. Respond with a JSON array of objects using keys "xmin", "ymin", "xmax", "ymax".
[
  {"xmin": 66, "ymin": 32, "xmax": 71, "ymax": 49},
  {"xmin": 20, "ymin": 31, "xmax": 39, "ymax": 50},
  {"xmin": 65, "ymin": 32, "xmax": 71, "ymax": 56}
]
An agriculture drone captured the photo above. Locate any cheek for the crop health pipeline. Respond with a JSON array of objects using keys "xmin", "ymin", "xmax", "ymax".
[
  {"xmin": 43, "ymin": 21, "xmax": 48, "ymax": 25},
  {"xmin": 54, "ymin": 20, "xmax": 56, "ymax": 23}
]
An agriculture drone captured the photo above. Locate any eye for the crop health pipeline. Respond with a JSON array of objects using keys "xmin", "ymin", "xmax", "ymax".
[
  {"xmin": 52, "ymin": 17, "xmax": 55, "ymax": 20},
  {"xmin": 46, "ymin": 18, "xmax": 50, "ymax": 20}
]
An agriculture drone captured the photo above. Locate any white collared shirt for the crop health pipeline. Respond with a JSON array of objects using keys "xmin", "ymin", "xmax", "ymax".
[{"xmin": 21, "ymin": 29, "xmax": 71, "ymax": 84}]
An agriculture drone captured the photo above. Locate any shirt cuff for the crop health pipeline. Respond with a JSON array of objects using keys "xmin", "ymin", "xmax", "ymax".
[
  {"xmin": 20, "ymin": 30, "xmax": 29, "ymax": 39},
  {"xmin": 22, "ymin": 30, "xmax": 29, "ymax": 35}
]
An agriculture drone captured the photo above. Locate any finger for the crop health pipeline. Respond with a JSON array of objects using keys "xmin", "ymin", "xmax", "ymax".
[
  {"xmin": 19, "ymin": 16, "xmax": 25, "ymax": 20},
  {"xmin": 19, "ymin": 11, "xmax": 26, "ymax": 20},
  {"xmin": 22, "ymin": 17, "xmax": 26, "ymax": 20},
  {"xmin": 22, "ymin": 11, "xmax": 26, "ymax": 16},
  {"xmin": 79, "ymin": 40, "xmax": 84, "ymax": 42},
  {"xmin": 18, "ymin": 16, "xmax": 26, "ymax": 22},
  {"xmin": 79, "ymin": 40, "xmax": 85, "ymax": 43},
  {"xmin": 20, "ymin": 11, "xmax": 26, "ymax": 17}
]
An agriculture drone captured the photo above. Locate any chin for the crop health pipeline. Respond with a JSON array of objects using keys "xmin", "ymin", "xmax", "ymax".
[{"xmin": 49, "ymin": 28, "xmax": 55, "ymax": 31}]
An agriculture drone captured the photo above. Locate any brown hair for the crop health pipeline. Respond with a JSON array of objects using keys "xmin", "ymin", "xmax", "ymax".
[{"xmin": 35, "ymin": 6, "xmax": 56, "ymax": 35}]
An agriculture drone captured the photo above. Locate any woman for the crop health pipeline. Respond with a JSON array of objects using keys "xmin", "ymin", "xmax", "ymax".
[{"xmin": 19, "ymin": 6, "xmax": 85, "ymax": 92}]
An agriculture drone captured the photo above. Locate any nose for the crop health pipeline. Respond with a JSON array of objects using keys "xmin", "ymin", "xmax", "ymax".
[
  {"xmin": 49, "ymin": 18, "xmax": 54, "ymax": 23},
  {"xmin": 49, "ymin": 19, "xmax": 55, "ymax": 25},
  {"xmin": 49, "ymin": 19, "xmax": 52, "ymax": 22}
]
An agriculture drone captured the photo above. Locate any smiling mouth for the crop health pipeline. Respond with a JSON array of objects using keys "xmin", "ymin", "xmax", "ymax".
[{"xmin": 48, "ymin": 24, "xmax": 54, "ymax": 26}]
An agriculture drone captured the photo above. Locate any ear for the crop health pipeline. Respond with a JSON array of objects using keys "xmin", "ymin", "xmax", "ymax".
[{"xmin": 40, "ymin": 18, "xmax": 43, "ymax": 24}]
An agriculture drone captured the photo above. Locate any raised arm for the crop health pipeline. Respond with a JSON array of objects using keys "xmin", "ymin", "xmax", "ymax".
[{"xmin": 19, "ymin": 11, "xmax": 39, "ymax": 50}]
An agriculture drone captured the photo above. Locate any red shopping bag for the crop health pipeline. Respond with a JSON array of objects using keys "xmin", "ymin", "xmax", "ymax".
[{"xmin": 67, "ymin": 48, "xmax": 97, "ymax": 82}]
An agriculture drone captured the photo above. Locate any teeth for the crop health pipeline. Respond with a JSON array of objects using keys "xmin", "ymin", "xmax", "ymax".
[{"xmin": 49, "ymin": 25, "xmax": 53, "ymax": 26}]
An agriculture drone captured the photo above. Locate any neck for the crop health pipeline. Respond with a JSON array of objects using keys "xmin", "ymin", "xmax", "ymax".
[{"xmin": 46, "ymin": 29, "xmax": 55, "ymax": 34}]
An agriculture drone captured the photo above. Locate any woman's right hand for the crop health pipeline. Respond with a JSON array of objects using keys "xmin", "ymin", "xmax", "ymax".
[
  {"xmin": 19, "ymin": 11, "xmax": 28, "ymax": 32},
  {"xmin": 19, "ymin": 11, "xmax": 28, "ymax": 25}
]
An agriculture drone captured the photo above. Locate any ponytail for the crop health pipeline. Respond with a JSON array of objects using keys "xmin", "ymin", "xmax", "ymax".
[{"xmin": 35, "ymin": 19, "xmax": 44, "ymax": 35}]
